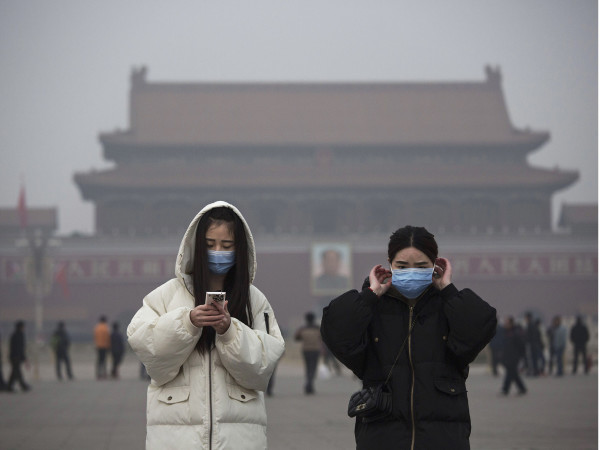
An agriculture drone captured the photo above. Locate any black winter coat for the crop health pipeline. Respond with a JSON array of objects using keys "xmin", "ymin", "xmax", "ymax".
[
  {"xmin": 9, "ymin": 329, "xmax": 26, "ymax": 363},
  {"xmin": 500, "ymin": 325, "xmax": 526, "ymax": 367},
  {"xmin": 321, "ymin": 280, "xmax": 497, "ymax": 450},
  {"xmin": 570, "ymin": 322, "xmax": 590, "ymax": 348}
]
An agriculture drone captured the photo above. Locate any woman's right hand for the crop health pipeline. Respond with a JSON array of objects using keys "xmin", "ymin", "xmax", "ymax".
[
  {"xmin": 368, "ymin": 264, "xmax": 392, "ymax": 297},
  {"xmin": 189, "ymin": 304, "xmax": 225, "ymax": 329}
]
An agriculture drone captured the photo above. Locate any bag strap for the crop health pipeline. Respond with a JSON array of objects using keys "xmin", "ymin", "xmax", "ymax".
[
  {"xmin": 384, "ymin": 311, "xmax": 419, "ymax": 386},
  {"xmin": 264, "ymin": 312, "xmax": 270, "ymax": 334}
]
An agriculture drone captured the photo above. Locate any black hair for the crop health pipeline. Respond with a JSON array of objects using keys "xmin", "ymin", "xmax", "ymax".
[
  {"xmin": 193, "ymin": 206, "xmax": 252, "ymax": 353},
  {"xmin": 305, "ymin": 312, "xmax": 315, "ymax": 324},
  {"xmin": 388, "ymin": 225, "xmax": 438, "ymax": 264}
]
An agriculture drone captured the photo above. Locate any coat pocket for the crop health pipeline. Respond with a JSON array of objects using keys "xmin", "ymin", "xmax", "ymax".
[
  {"xmin": 226, "ymin": 375, "xmax": 258, "ymax": 403},
  {"xmin": 157, "ymin": 386, "xmax": 190, "ymax": 405},
  {"xmin": 434, "ymin": 378, "xmax": 467, "ymax": 396},
  {"xmin": 432, "ymin": 377, "xmax": 469, "ymax": 422}
]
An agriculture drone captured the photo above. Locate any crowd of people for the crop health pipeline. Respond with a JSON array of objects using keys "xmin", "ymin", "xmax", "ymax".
[
  {"xmin": 0, "ymin": 316, "xmax": 126, "ymax": 392},
  {"xmin": 490, "ymin": 312, "xmax": 593, "ymax": 396},
  {"xmin": 1, "ymin": 310, "xmax": 593, "ymax": 393}
]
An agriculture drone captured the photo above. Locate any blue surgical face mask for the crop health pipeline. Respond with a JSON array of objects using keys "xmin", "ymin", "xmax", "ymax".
[
  {"xmin": 391, "ymin": 267, "xmax": 435, "ymax": 299},
  {"xmin": 207, "ymin": 250, "xmax": 236, "ymax": 274}
]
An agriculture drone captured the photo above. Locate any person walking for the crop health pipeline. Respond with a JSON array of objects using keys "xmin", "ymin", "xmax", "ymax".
[
  {"xmin": 110, "ymin": 322, "xmax": 125, "ymax": 379},
  {"xmin": 51, "ymin": 321, "xmax": 73, "ymax": 380},
  {"xmin": 294, "ymin": 312, "xmax": 323, "ymax": 395},
  {"xmin": 127, "ymin": 201, "xmax": 285, "ymax": 449},
  {"xmin": 321, "ymin": 225, "xmax": 497, "ymax": 450},
  {"xmin": 552, "ymin": 315, "xmax": 568, "ymax": 377},
  {"xmin": 94, "ymin": 316, "xmax": 110, "ymax": 379},
  {"xmin": 489, "ymin": 319, "xmax": 504, "ymax": 377},
  {"xmin": 7, "ymin": 321, "xmax": 30, "ymax": 392},
  {"xmin": 570, "ymin": 316, "xmax": 590, "ymax": 375},
  {"xmin": 535, "ymin": 318, "xmax": 547, "ymax": 375},
  {"xmin": 500, "ymin": 316, "xmax": 527, "ymax": 396},
  {"xmin": 524, "ymin": 312, "xmax": 542, "ymax": 377},
  {"xmin": 546, "ymin": 320, "xmax": 557, "ymax": 375}
]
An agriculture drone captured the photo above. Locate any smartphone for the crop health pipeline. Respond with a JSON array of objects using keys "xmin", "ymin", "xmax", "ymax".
[{"xmin": 205, "ymin": 291, "xmax": 226, "ymax": 306}]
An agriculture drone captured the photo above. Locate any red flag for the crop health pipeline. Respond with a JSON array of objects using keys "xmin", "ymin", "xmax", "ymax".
[
  {"xmin": 55, "ymin": 263, "xmax": 70, "ymax": 300},
  {"xmin": 18, "ymin": 184, "xmax": 28, "ymax": 228}
]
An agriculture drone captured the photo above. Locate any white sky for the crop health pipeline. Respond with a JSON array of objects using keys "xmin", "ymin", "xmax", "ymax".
[{"xmin": 0, "ymin": 0, "xmax": 597, "ymax": 234}]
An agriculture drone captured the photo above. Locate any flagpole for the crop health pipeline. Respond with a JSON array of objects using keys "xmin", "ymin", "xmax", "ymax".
[
  {"xmin": 33, "ymin": 285, "xmax": 43, "ymax": 381},
  {"xmin": 24, "ymin": 231, "xmax": 50, "ymax": 382}
]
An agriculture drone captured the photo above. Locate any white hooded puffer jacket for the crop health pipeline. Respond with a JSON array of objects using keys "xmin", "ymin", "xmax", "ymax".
[{"xmin": 127, "ymin": 201, "xmax": 285, "ymax": 450}]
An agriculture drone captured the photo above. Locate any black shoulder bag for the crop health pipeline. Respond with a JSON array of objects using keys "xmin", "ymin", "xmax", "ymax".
[{"xmin": 347, "ymin": 313, "xmax": 419, "ymax": 423}]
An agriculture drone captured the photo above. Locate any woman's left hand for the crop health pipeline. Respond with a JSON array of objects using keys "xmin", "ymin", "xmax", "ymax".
[
  {"xmin": 432, "ymin": 257, "xmax": 452, "ymax": 290},
  {"xmin": 211, "ymin": 300, "xmax": 231, "ymax": 335}
]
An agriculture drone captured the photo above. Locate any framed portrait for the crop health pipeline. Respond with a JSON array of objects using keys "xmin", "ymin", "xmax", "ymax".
[{"xmin": 311, "ymin": 242, "xmax": 352, "ymax": 296}]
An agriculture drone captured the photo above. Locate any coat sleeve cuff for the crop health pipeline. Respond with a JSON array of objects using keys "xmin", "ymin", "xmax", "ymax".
[
  {"xmin": 361, "ymin": 287, "xmax": 380, "ymax": 305},
  {"xmin": 216, "ymin": 318, "xmax": 238, "ymax": 345},
  {"xmin": 440, "ymin": 283, "xmax": 459, "ymax": 301},
  {"xmin": 183, "ymin": 309, "xmax": 202, "ymax": 336}
]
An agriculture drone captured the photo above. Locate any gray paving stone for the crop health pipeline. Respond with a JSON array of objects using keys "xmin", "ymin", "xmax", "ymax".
[{"xmin": 0, "ymin": 350, "xmax": 596, "ymax": 449}]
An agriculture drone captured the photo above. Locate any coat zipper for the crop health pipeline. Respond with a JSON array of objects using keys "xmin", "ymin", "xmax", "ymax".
[
  {"xmin": 408, "ymin": 306, "xmax": 416, "ymax": 450},
  {"xmin": 208, "ymin": 350, "xmax": 213, "ymax": 450}
]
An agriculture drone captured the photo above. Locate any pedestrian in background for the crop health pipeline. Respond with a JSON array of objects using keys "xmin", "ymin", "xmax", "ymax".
[
  {"xmin": 94, "ymin": 316, "xmax": 110, "ymax": 380},
  {"xmin": 535, "ymin": 318, "xmax": 547, "ymax": 375},
  {"xmin": 570, "ymin": 316, "xmax": 590, "ymax": 375},
  {"xmin": 546, "ymin": 320, "xmax": 557, "ymax": 375},
  {"xmin": 8, "ymin": 320, "xmax": 30, "ymax": 392},
  {"xmin": 295, "ymin": 312, "xmax": 322, "ymax": 395},
  {"xmin": 500, "ymin": 316, "xmax": 527, "ymax": 396},
  {"xmin": 51, "ymin": 321, "xmax": 73, "ymax": 380},
  {"xmin": 524, "ymin": 312, "xmax": 542, "ymax": 377},
  {"xmin": 110, "ymin": 322, "xmax": 125, "ymax": 379},
  {"xmin": 551, "ymin": 315, "xmax": 568, "ymax": 377},
  {"xmin": 489, "ymin": 318, "xmax": 504, "ymax": 377}
]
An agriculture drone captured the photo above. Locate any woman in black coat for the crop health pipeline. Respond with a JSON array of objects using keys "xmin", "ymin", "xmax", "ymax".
[{"xmin": 321, "ymin": 226, "xmax": 497, "ymax": 449}]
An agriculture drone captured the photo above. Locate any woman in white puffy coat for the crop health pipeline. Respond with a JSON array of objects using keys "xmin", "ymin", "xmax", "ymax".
[{"xmin": 128, "ymin": 201, "xmax": 285, "ymax": 449}]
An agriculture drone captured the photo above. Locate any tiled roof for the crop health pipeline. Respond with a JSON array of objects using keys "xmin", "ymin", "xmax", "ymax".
[{"xmin": 100, "ymin": 67, "xmax": 548, "ymax": 149}]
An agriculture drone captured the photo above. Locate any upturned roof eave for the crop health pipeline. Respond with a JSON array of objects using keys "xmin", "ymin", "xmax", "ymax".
[
  {"xmin": 98, "ymin": 131, "xmax": 549, "ymax": 151},
  {"xmin": 73, "ymin": 166, "xmax": 579, "ymax": 193}
]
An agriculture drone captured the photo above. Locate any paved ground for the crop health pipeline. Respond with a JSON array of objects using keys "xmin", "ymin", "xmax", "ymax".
[{"xmin": 0, "ymin": 346, "xmax": 597, "ymax": 450}]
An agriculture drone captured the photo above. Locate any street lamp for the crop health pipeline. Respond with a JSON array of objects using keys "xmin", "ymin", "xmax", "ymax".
[{"xmin": 16, "ymin": 229, "xmax": 59, "ymax": 380}]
